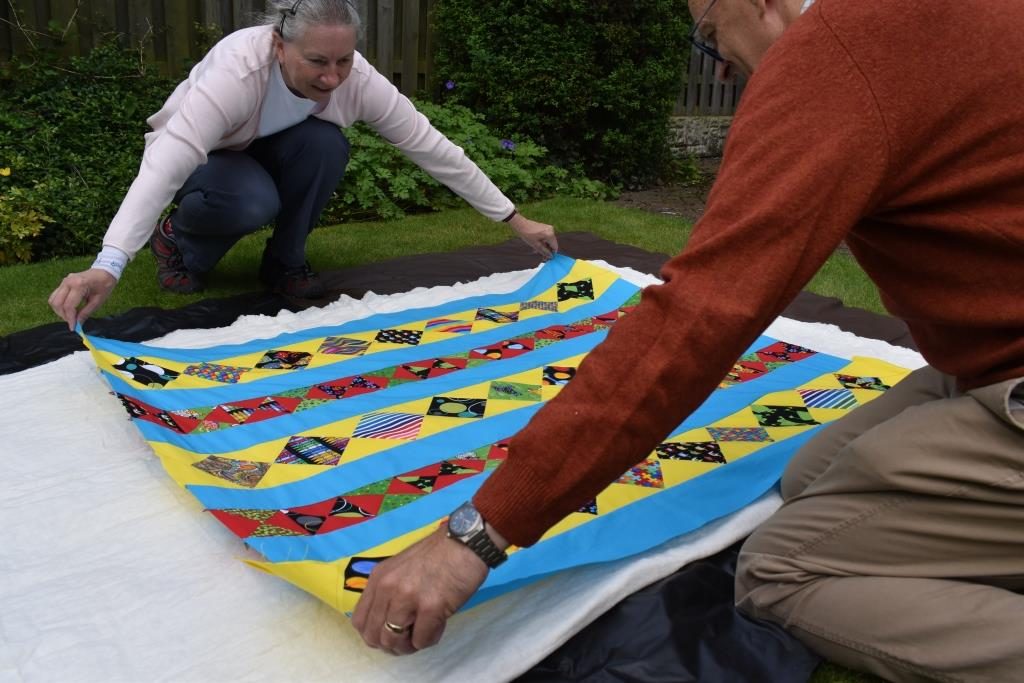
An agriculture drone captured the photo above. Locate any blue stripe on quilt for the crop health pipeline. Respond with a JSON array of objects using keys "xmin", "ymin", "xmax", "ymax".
[
  {"xmin": 84, "ymin": 254, "xmax": 576, "ymax": 363},
  {"xmin": 471, "ymin": 419, "xmax": 835, "ymax": 606},
  {"xmin": 140, "ymin": 329, "xmax": 614, "ymax": 451},
  {"xmin": 99, "ymin": 277, "xmax": 641, "ymax": 409},
  {"xmin": 212, "ymin": 352, "xmax": 849, "ymax": 563}
]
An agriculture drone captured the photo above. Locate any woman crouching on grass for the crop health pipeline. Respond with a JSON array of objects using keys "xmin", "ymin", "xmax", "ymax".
[{"xmin": 49, "ymin": 0, "xmax": 558, "ymax": 328}]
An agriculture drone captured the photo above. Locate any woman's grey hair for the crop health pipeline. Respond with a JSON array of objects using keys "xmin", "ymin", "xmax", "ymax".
[{"xmin": 261, "ymin": 0, "xmax": 363, "ymax": 42}]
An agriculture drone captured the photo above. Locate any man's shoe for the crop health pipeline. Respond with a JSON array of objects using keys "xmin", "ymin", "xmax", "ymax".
[
  {"xmin": 150, "ymin": 217, "xmax": 204, "ymax": 294},
  {"xmin": 259, "ymin": 251, "xmax": 326, "ymax": 299}
]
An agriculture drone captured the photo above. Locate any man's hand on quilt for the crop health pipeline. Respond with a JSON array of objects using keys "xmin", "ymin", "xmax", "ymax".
[
  {"xmin": 352, "ymin": 527, "xmax": 490, "ymax": 655},
  {"xmin": 508, "ymin": 213, "xmax": 559, "ymax": 260},
  {"xmin": 48, "ymin": 268, "xmax": 117, "ymax": 331}
]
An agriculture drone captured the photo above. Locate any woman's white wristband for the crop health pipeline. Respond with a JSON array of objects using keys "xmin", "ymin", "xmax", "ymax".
[{"xmin": 91, "ymin": 245, "xmax": 129, "ymax": 281}]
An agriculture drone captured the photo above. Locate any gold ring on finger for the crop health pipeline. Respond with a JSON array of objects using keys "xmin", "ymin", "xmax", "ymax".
[{"xmin": 383, "ymin": 620, "xmax": 409, "ymax": 635}]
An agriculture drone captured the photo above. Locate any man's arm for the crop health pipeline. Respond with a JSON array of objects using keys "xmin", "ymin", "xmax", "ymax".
[
  {"xmin": 353, "ymin": 8, "xmax": 891, "ymax": 648},
  {"xmin": 475, "ymin": 37, "xmax": 892, "ymax": 546}
]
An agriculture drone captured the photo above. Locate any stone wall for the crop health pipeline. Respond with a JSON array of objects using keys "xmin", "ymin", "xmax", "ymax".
[{"xmin": 669, "ymin": 115, "xmax": 733, "ymax": 158}]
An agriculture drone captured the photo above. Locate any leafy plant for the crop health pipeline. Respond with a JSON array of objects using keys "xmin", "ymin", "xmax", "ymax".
[
  {"xmin": 431, "ymin": 0, "xmax": 691, "ymax": 189},
  {"xmin": 0, "ymin": 39, "xmax": 178, "ymax": 260},
  {"xmin": 326, "ymin": 100, "xmax": 613, "ymax": 223},
  {"xmin": 0, "ymin": 39, "xmax": 610, "ymax": 263},
  {"xmin": 0, "ymin": 165, "xmax": 52, "ymax": 265}
]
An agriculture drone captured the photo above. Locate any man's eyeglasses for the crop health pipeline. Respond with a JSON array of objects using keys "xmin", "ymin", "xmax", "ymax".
[{"xmin": 687, "ymin": 0, "xmax": 725, "ymax": 63}]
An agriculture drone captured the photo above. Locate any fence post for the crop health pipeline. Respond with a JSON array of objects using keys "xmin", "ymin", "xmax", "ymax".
[
  {"xmin": 126, "ymin": 0, "xmax": 157, "ymax": 65},
  {"xmin": 0, "ymin": 1, "xmax": 10, "ymax": 60},
  {"xmin": 677, "ymin": 45, "xmax": 744, "ymax": 116},
  {"xmin": 423, "ymin": 0, "xmax": 435, "ymax": 94},
  {"xmin": 5, "ymin": 1, "xmax": 44, "ymax": 55},
  {"xmin": 399, "ymin": 0, "xmax": 418, "ymax": 95},
  {"xmin": 352, "ymin": 0, "xmax": 368, "ymax": 55},
  {"xmin": 376, "ymin": 0, "xmax": 393, "ymax": 82},
  {"xmin": 163, "ymin": 0, "xmax": 194, "ymax": 73}
]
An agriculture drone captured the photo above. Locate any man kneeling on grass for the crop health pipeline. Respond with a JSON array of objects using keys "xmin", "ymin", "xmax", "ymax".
[{"xmin": 358, "ymin": 1, "xmax": 1022, "ymax": 680}]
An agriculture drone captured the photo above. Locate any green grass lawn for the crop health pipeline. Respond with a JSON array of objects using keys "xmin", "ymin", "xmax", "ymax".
[
  {"xmin": 0, "ymin": 196, "xmax": 887, "ymax": 682},
  {"xmin": 1, "ymin": 196, "xmax": 882, "ymax": 336}
]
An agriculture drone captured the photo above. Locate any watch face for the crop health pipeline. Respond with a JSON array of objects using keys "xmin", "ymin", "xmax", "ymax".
[{"xmin": 448, "ymin": 503, "xmax": 479, "ymax": 537}]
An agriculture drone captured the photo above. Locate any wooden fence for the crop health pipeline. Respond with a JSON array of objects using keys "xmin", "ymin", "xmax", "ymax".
[
  {"xmin": 0, "ymin": 0, "xmax": 437, "ymax": 96},
  {"xmin": 1, "ymin": 2, "xmax": 740, "ymax": 114},
  {"xmin": 675, "ymin": 46, "xmax": 745, "ymax": 116}
]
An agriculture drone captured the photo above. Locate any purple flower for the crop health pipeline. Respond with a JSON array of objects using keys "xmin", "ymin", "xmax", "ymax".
[
  {"xmin": 445, "ymin": 80, "xmax": 456, "ymax": 90},
  {"xmin": 500, "ymin": 139, "xmax": 516, "ymax": 151}
]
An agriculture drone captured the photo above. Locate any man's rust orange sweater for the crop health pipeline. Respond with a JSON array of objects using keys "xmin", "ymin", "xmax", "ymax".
[{"xmin": 476, "ymin": 0, "xmax": 1024, "ymax": 547}]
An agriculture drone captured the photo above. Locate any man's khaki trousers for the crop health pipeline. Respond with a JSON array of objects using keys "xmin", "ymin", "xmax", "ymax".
[{"xmin": 736, "ymin": 365, "xmax": 1024, "ymax": 683}]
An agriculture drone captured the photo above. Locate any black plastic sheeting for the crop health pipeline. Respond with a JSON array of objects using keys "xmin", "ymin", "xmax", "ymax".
[
  {"xmin": 2, "ymin": 233, "xmax": 917, "ymax": 682},
  {"xmin": 518, "ymin": 543, "xmax": 820, "ymax": 683},
  {"xmin": 2, "ymin": 233, "xmax": 586, "ymax": 375},
  {"xmin": 1, "ymin": 233, "xmax": 915, "ymax": 375},
  {"xmin": 0, "ymin": 291, "xmax": 302, "ymax": 375}
]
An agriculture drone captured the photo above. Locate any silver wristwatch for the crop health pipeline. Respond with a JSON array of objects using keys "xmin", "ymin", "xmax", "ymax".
[{"xmin": 446, "ymin": 501, "xmax": 508, "ymax": 569}]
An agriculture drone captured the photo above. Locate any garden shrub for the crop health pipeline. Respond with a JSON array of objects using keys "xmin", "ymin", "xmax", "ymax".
[
  {"xmin": 326, "ymin": 100, "xmax": 612, "ymax": 223},
  {"xmin": 0, "ymin": 40, "xmax": 178, "ymax": 261},
  {"xmin": 0, "ymin": 167, "xmax": 52, "ymax": 265},
  {"xmin": 431, "ymin": 0, "xmax": 692, "ymax": 189},
  {"xmin": 1, "ymin": 40, "xmax": 610, "ymax": 263}
]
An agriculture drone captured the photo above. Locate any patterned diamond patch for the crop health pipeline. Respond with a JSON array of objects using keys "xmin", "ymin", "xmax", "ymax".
[
  {"xmin": 425, "ymin": 318, "xmax": 472, "ymax": 334},
  {"xmin": 276, "ymin": 435, "xmax": 350, "ymax": 465},
  {"xmin": 352, "ymin": 412, "xmax": 424, "ymax": 439},
  {"xmin": 375, "ymin": 329, "xmax": 423, "ymax": 346},
  {"xmin": 470, "ymin": 339, "xmax": 534, "ymax": 360},
  {"xmin": 192, "ymin": 456, "xmax": 269, "ymax": 487},
  {"xmin": 751, "ymin": 405, "xmax": 821, "ymax": 428},
  {"xmin": 798, "ymin": 388, "xmax": 859, "ymax": 409},
  {"xmin": 487, "ymin": 381, "xmax": 542, "ymax": 402},
  {"xmin": 543, "ymin": 365, "xmax": 576, "ymax": 386},
  {"xmin": 183, "ymin": 362, "xmax": 249, "ymax": 384},
  {"xmin": 655, "ymin": 441, "xmax": 727, "ymax": 463},
  {"xmin": 113, "ymin": 357, "xmax": 180, "ymax": 387},
  {"xmin": 706, "ymin": 427, "xmax": 774, "ymax": 442},
  {"xmin": 520, "ymin": 301, "xmax": 559, "ymax": 312},
  {"xmin": 426, "ymin": 396, "xmax": 487, "ymax": 419},
  {"xmin": 318, "ymin": 337, "xmax": 371, "ymax": 356},
  {"xmin": 344, "ymin": 556, "xmax": 387, "ymax": 593},
  {"xmin": 255, "ymin": 350, "xmax": 312, "ymax": 370},
  {"xmin": 475, "ymin": 308, "xmax": 520, "ymax": 324},
  {"xmin": 615, "ymin": 458, "xmax": 664, "ymax": 488},
  {"xmin": 556, "ymin": 279, "xmax": 594, "ymax": 301},
  {"xmin": 834, "ymin": 374, "xmax": 891, "ymax": 391}
]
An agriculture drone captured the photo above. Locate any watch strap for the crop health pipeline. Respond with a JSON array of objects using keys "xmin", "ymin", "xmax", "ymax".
[{"xmin": 463, "ymin": 528, "xmax": 507, "ymax": 568}]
